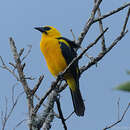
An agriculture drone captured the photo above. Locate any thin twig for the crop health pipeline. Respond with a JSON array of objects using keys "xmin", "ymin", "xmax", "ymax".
[
  {"xmin": 9, "ymin": 62, "xmax": 16, "ymax": 69},
  {"xmin": 19, "ymin": 48, "xmax": 24, "ymax": 57},
  {"xmin": 56, "ymin": 96, "xmax": 67, "ymax": 130},
  {"xmin": 34, "ymin": 94, "xmax": 47, "ymax": 108},
  {"xmin": 121, "ymin": 7, "xmax": 130, "ymax": 35},
  {"xmin": 58, "ymin": 83, "xmax": 68, "ymax": 92},
  {"xmin": 21, "ymin": 45, "xmax": 32, "ymax": 62},
  {"xmin": 93, "ymin": 3, "xmax": 130, "ymax": 23},
  {"xmin": 80, "ymin": 30, "xmax": 128, "ymax": 74},
  {"xmin": 0, "ymin": 56, "xmax": 19, "ymax": 81},
  {"xmin": 33, "ymin": 84, "xmax": 56, "ymax": 113},
  {"xmin": 65, "ymin": 27, "xmax": 108, "ymax": 74},
  {"xmin": 21, "ymin": 63, "xmax": 26, "ymax": 71},
  {"xmin": 76, "ymin": 0, "xmax": 103, "ymax": 46},
  {"xmin": 34, "ymin": 94, "xmax": 60, "ymax": 118},
  {"xmin": 94, "ymin": 0, "xmax": 106, "ymax": 51},
  {"xmin": 11, "ymin": 83, "xmax": 18, "ymax": 105},
  {"xmin": 117, "ymin": 97, "xmax": 120, "ymax": 120},
  {"xmin": 24, "ymin": 76, "xmax": 35, "ymax": 80},
  {"xmin": 70, "ymin": 29, "xmax": 76, "ymax": 42},
  {"xmin": 13, "ymin": 119, "xmax": 27, "ymax": 130},
  {"xmin": 2, "ymin": 97, "xmax": 8, "ymax": 130},
  {"xmin": 81, "ymin": 9, "xmax": 130, "ymax": 74},
  {"xmin": 103, "ymin": 103, "xmax": 130, "ymax": 130},
  {"xmin": 65, "ymin": 111, "xmax": 74, "ymax": 121},
  {"xmin": 80, "ymin": 47, "xmax": 96, "ymax": 65},
  {"xmin": 1, "ymin": 92, "xmax": 23, "ymax": 130},
  {"xmin": 32, "ymin": 74, "xmax": 44, "ymax": 95}
]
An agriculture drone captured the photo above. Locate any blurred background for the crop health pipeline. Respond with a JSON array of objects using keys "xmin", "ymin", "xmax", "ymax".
[{"xmin": 0, "ymin": 0, "xmax": 130, "ymax": 130}]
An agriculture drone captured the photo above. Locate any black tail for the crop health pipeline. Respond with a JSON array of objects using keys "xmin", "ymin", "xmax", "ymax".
[{"xmin": 70, "ymin": 88, "xmax": 85, "ymax": 116}]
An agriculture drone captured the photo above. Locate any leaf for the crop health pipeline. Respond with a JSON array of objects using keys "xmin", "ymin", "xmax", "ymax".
[
  {"xmin": 126, "ymin": 70, "xmax": 130, "ymax": 75},
  {"xmin": 116, "ymin": 82, "xmax": 130, "ymax": 92}
]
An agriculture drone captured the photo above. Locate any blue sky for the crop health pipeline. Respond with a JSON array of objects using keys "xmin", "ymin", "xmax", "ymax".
[{"xmin": 0, "ymin": 0, "xmax": 130, "ymax": 130}]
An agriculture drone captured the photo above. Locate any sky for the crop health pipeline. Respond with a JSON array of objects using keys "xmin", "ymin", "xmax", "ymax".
[{"xmin": 0, "ymin": 0, "xmax": 130, "ymax": 130}]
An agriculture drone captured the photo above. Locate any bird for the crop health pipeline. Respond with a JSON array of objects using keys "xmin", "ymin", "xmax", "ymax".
[{"xmin": 35, "ymin": 25, "xmax": 85, "ymax": 116}]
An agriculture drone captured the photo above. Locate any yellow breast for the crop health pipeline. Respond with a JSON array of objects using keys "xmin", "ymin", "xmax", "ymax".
[{"xmin": 40, "ymin": 37, "xmax": 67, "ymax": 77}]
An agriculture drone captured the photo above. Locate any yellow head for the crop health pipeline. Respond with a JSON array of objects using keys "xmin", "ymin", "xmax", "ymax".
[{"xmin": 34, "ymin": 25, "xmax": 61, "ymax": 38}]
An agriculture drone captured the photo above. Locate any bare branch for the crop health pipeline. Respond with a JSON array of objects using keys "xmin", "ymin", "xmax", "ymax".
[
  {"xmin": 65, "ymin": 111, "xmax": 74, "ymax": 121},
  {"xmin": 24, "ymin": 76, "xmax": 35, "ymax": 80},
  {"xmin": 34, "ymin": 94, "xmax": 60, "ymax": 119},
  {"xmin": 9, "ymin": 62, "xmax": 16, "ymax": 69},
  {"xmin": 121, "ymin": 7, "xmax": 130, "ymax": 35},
  {"xmin": 117, "ymin": 97, "xmax": 120, "ymax": 120},
  {"xmin": 103, "ymin": 103, "xmax": 130, "ymax": 130},
  {"xmin": 1, "ymin": 2, "xmax": 129, "ymax": 130},
  {"xmin": 33, "ymin": 84, "xmax": 55, "ymax": 114},
  {"xmin": 58, "ymin": 83, "xmax": 68, "ymax": 92},
  {"xmin": 65, "ymin": 27, "xmax": 109, "ymax": 75},
  {"xmin": 42, "ymin": 110, "xmax": 54, "ymax": 130},
  {"xmin": 19, "ymin": 48, "xmax": 24, "ymax": 57},
  {"xmin": 70, "ymin": 29, "xmax": 76, "ymax": 42},
  {"xmin": 34, "ymin": 94, "xmax": 47, "ymax": 108},
  {"xmin": 9, "ymin": 38, "xmax": 29, "ymax": 93},
  {"xmin": 32, "ymin": 74, "xmax": 44, "ymax": 95},
  {"xmin": 81, "ymin": 9, "xmax": 130, "ymax": 73},
  {"xmin": 32, "ymin": 90, "xmax": 57, "ymax": 130},
  {"xmin": 1, "ymin": 92, "xmax": 23, "ymax": 130},
  {"xmin": 13, "ymin": 119, "xmax": 27, "ymax": 130},
  {"xmin": 2, "ymin": 97, "xmax": 8, "ymax": 130},
  {"xmin": 9, "ymin": 37, "xmax": 34, "ymax": 129},
  {"xmin": 56, "ymin": 96, "xmax": 67, "ymax": 130},
  {"xmin": 94, "ymin": 0, "xmax": 106, "ymax": 51},
  {"xmin": 21, "ymin": 45, "xmax": 32, "ymax": 62},
  {"xmin": 76, "ymin": 0, "xmax": 103, "ymax": 46},
  {"xmin": 11, "ymin": 83, "xmax": 18, "ymax": 104},
  {"xmin": 6, "ymin": 92, "xmax": 24, "ymax": 121},
  {"xmin": 80, "ymin": 30, "xmax": 128, "ymax": 74},
  {"xmin": 0, "ymin": 56, "xmax": 19, "ymax": 81},
  {"xmin": 93, "ymin": 3, "xmax": 130, "ymax": 23}
]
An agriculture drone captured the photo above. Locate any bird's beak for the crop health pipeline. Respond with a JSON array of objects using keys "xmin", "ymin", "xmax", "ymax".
[{"xmin": 34, "ymin": 27, "xmax": 45, "ymax": 33}]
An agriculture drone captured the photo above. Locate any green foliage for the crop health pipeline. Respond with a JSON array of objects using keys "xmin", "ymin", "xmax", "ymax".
[
  {"xmin": 116, "ymin": 82, "xmax": 130, "ymax": 92},
  {"xmin": 126, "ymin": 70, "xmax": 130, "ymax": 75}
]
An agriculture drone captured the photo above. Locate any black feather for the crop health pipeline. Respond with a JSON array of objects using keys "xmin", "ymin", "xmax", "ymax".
[{"xmin": 58, "ymin": 38, "xmax": 85, "ymax": 116}]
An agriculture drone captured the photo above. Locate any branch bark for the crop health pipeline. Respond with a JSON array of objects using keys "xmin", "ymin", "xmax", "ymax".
[{"xmin": 9, "ymin": 38, "xmax": 34, "ymax": 129}]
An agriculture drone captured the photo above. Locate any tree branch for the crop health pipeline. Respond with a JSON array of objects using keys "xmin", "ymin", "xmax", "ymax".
[
  {"xmin": 93, "ymin": 3, "xmax": 130, "ymax": 23},
  {"xmin": 0, "ymin": 56, "xmax": 19, "ymax": 81},
  {"xmin": 103, "ymin": 103, "xmax": 130, "ymax": 130},
  {"xmin": 76, "ymin": 0, "xmax": 103, "ymax": 46},
  {"xmin": 80, "ymin": 7, "xmax": 130, "ymax": 74},
  {"xmin": 1, "ymin": 1, "xmax": 130, "ymax": 130},
  {"xmin": 32, "ymin": 74, "xmax": 44, "ymax": 95},
  {"xmin": 1, "ymin": 92, "xmax": 23, "ymax": 130},
  {"xmin": 32, "ymin": 90, "xmax": 57, "ymax": 130},
  {"xmin": 94, "ymin": 0, "xmax": 106, "ymax": 51},
  {"xmin": 9, "ymin": 37, "xmax": 34, "ymax": 129},
  {"xmin": 56, "ymin": 96, "xmax": 67, "ymax": 130}
]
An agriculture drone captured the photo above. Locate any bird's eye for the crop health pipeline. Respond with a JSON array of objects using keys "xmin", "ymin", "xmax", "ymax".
[{"xmin": 43, "ymin": 26, "xmax": 51, "ymax": 31}]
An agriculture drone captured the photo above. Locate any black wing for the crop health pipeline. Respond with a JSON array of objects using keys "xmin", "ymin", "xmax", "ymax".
[
  {"xmin": 57, "ymin": 37, "xmax": 80, "ymax": 49},
  {"xmin": 58, "ymin": 39, "xmax": 80, "ymax": 81}
]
